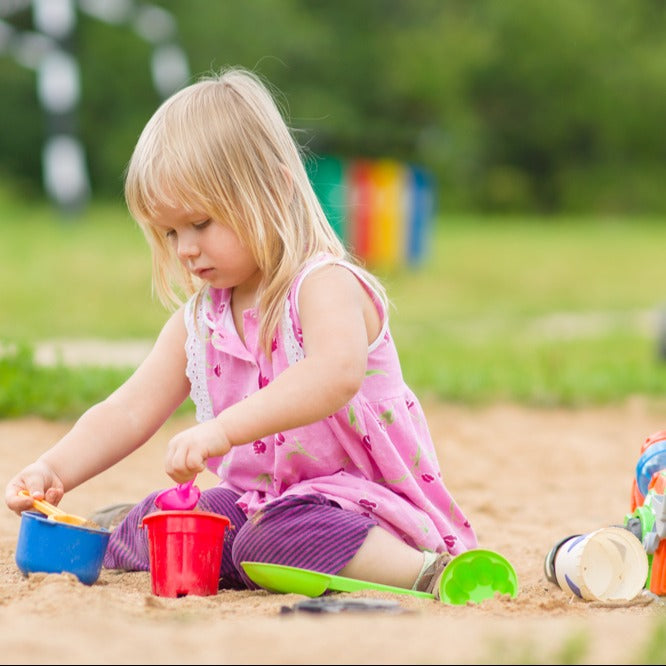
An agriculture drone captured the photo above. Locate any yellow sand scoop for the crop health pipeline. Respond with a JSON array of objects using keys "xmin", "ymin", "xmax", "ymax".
[{"xmin": 18, "ymin": 489, "xmax": 95, "ymax": 527}]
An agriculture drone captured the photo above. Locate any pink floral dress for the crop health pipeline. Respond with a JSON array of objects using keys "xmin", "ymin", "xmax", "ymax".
[{"xmin": 184, "ymin": 253, "xmax": 477, "ymax": 555}]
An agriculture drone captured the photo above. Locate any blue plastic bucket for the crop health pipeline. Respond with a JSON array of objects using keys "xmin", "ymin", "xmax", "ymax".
[{"xmin": 15, "ymin": 511, "xmax": 110, "ymax": 585}]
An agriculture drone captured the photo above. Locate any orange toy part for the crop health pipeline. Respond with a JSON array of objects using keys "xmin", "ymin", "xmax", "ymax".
[
  {"xmin": 648, "ymin": 472, "xmax": 666, "ymax": 495},
  {"xmin": 641, "ymin": 430, "xmax": 666, "ymax": 453},
  {"xmin": 650, "ymin": 540, "xmax": 666, "ymax": 595},
  {"xmin": 630, "ymin": 478, "xmax": 642, "ymax": 513}
]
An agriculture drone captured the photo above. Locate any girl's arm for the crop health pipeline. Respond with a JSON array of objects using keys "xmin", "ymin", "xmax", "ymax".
[
  {"xmin": 165, "ymin": 264, "xmax": 381, "ymax": 480},
  {"xmin": 5, "ymin": 307, "xmax": 191, "ymax": 513}
]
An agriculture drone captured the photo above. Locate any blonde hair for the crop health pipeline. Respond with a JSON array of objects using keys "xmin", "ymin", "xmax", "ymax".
[{"xmin": 124, "ymin": 66, "xmax": 387, "ymax": 353}]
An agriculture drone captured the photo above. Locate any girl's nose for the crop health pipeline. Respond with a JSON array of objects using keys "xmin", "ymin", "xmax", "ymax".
[{"xmin": 176, "ymin": 236, "xmax": 200, "ymax": 259}]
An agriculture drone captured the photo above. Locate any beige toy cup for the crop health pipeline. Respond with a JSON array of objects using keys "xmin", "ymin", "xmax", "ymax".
[{"xmin": 544, "ymin": 526, "xmax": 648, "ymax": 602}]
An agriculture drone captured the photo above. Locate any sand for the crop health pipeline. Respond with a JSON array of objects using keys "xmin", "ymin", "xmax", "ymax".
[{"xmin": 1, "ymin": 397, "xmax": 665, "ymax": 665}]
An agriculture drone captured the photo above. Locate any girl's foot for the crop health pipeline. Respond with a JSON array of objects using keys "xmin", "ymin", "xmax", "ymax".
[{"xmin": 412, "ymin": 551, "xmax": 452, "ymax": 598}]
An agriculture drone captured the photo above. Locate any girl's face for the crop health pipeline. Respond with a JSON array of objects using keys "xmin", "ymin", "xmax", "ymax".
[{"xmin": 152, "ymin": 201, "xmax": 261, "ymax": 295}]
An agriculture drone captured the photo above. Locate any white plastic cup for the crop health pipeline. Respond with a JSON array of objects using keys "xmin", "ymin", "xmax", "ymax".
[{"xmin": 544, "ymin": 526, "xmax": 648, "ymax": 601}]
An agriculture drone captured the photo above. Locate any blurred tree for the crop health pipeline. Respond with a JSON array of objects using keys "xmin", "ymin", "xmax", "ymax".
[
  {"xmin": 1, "ymin": 0, "xmax": 665, "ymax": 215},
  {"xmin": 77, "ymin": 13, "xmax": 160, "ymax": 201},
  {"xmin": 0, "ymin": 58, "xmax": 43, "ymax": 197}
]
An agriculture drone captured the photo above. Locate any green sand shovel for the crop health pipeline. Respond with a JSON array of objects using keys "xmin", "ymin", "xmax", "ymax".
[{"xmin": 242, "ymin": 548, "xmax": 518, "ymax": 605}]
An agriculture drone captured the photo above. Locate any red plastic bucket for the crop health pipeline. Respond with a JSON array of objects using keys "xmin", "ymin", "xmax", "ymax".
[{"xmin": 141, "ymin": 510, "xmax": 230, "ymax": 597}]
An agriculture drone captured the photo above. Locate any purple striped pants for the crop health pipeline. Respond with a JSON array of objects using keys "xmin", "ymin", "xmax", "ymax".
[{"xmin": 103, "ymin": 489, "xmax": 376, "ymax": 589}]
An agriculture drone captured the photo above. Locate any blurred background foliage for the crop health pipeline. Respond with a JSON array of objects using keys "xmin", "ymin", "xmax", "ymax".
[
  {"xmin": 2, "ymin": 0, "xmax": 666, "ymax": 215},
  {"xmin": 2, "ymin": 0, "xmax": 666, "ymax": 416}
]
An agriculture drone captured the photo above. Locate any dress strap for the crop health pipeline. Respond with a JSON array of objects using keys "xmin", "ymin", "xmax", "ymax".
[{"xmin": 282, "ymin": 253, "xmax": 388, "ymax": 366}]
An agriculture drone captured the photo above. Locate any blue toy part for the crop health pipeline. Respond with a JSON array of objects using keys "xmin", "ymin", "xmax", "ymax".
[
  {"xmin": 15, "ymin": 511, "xmax": 110, "ymax": 585},
  {"xmin": 636, "ymin": 438, "xmax": 666, "ymax": 498}
]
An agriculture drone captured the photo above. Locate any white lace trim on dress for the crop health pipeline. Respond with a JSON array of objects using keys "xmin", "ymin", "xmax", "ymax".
[
  {"xmin": 282, "ymin": 296, "xmax": 304, "ymax": 366},
  {"xmin": 184, "ymin": 293, "xmax": 214, "ymax": 423}
]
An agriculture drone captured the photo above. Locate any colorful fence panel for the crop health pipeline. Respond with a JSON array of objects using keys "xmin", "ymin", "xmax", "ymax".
[{"xmin": 307, "ymin": 155, "xmax": 434, "ymax": 269}]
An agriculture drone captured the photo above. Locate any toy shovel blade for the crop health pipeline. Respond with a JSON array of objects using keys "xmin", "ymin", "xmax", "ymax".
[{"xmin": 241, "ymin": 561, "xmax": 432, "ymax": 598}]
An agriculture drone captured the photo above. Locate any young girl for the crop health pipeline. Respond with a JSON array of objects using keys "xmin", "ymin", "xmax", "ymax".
[{"xmin": 5, "ymin": 67, "xmax": 477, "ymax": 596}]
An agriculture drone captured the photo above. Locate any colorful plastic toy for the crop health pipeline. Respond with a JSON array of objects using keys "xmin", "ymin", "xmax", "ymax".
[
  {"xmin": 15, "ymin": 511, "xmax": 110, "ymax": 585},
  {"xmin": 142, "ymin": 510, "xmax": 230, "ymax": 597},
  {"xmin": 624, "ymin": 430, "xmax": 666, "ymax": 595},
  {"xmin": 154, "ymin": 479, "xmax": 201, "ymax": 511}
]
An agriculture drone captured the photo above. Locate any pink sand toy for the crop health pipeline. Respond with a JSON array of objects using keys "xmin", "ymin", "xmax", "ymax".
[{"xmin": 154, "ymin": 479, "xmax": 201, "ymax": 511}]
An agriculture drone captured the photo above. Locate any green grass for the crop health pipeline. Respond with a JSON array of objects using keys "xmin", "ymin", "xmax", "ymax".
[
  {"xmin": 0, "ymin": 343, "xmax": 132, "ymax": 419},
  {"xmin": 382, "ymin": 214, "xmax": 666, "ymax": 406},
  {"xmin": 0, "ymin": 197, "xmax": 166, "ymax": 341},
  {"xmin": 2, "ymin": 191, "xmax": 666, "ymax": 418}
]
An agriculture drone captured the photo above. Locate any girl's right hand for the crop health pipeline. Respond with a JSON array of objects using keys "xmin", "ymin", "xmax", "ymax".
[
  {"xmin": 165, "ymin": 418, "xmax": 232, "ymax": 483},
  {"xmin": 4, "ymin": 461, "xmax": 65, "ymax": 516}
]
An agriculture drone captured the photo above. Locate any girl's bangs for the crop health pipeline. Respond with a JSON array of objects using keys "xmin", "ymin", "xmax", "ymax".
[{"xmin": 133, "ymin": 159, "xmax": 208, "ymax": 228}]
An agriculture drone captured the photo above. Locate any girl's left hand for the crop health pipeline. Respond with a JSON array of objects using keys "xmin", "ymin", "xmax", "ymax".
[{"xmin": 165, "ymin": 419, "xmax": 231, "ymax": 483}]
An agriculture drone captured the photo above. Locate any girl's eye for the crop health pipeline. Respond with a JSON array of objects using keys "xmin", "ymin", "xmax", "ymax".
[
  {"xmin": 194, "ymin": 219, "xmax": 211, "ymax": 231},
  {"xmin": 165, "ymin": 229, "xmax": 176, "ymax": 240}
]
